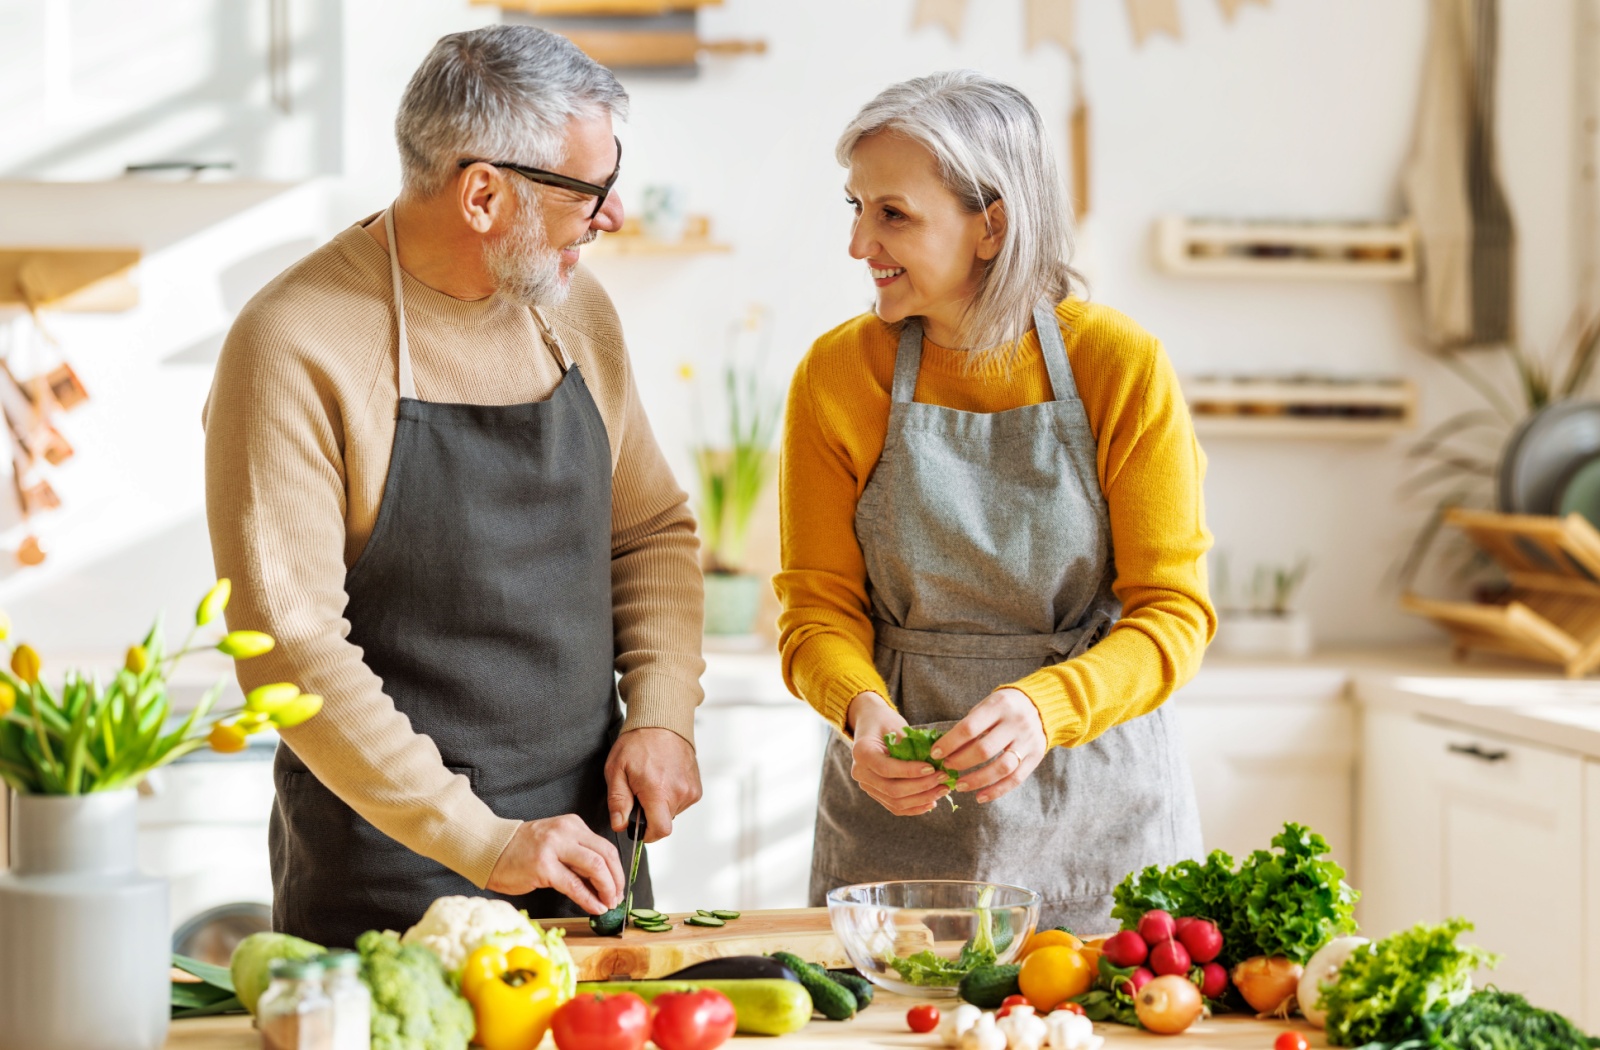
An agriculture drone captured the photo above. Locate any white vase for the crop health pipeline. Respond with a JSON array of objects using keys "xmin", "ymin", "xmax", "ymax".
[
  {"xmin": 1214, "ymin": 610, "xmax": 1313, "ymax": 658},
  {"xmin": 0, "ymin": 791, "xmax": 170, "ymax": 1050}
]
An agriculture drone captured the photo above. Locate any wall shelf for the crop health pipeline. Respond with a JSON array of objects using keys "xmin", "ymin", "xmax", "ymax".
[
  {"xmin": 480, "ymin": 0, "xmax": 722, "ymax": 12},
  {"xmin": 1155, "ymin": 216, "xmax": 1418, "ymax": 281},
  {"xmin": 586, "ymin": 215, "xmax": 731, "ymax": 257},
  {"xmin": 1184, "ymin": 376, "xmax": 1417, "ymax": 440},
  {"xmin": 0, "ymin": 248, "xmax": 141, "ymax": 312}
]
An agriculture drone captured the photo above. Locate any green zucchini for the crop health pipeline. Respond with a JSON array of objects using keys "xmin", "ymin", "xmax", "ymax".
[
  {"xmin": 959, "ymin": 963, "xmax": 1022, "ymax": 1009},
  {"xmin": 685, "ymin": 915, "xmax": 725, "ymax": 928},
  {"xmin": 771, "ymin": 952, "xmax": 856, "ymax": 1021},
  {"xmin": 825, "ymin": 969, "xmax": 874, "ymax": 1009},
  {"xmin": 575, "ymin": 979, "xmax": 811, "ymax": 1035}
]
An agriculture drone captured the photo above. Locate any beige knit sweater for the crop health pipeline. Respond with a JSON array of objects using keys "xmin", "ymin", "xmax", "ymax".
[{"xmin": 203, "ymin": 220, "xmax": 705, "ymax": 890}]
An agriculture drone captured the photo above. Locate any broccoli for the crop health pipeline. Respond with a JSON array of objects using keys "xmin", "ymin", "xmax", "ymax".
[{"xmin": 357, "ymin": 930, "xmax": 475, "ymax": 1050}]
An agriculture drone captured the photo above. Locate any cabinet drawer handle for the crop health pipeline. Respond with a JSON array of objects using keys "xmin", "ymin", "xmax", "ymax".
[{"xmin": 1447, "ymin": 742, "xmax": 1509, "ymax": 763}]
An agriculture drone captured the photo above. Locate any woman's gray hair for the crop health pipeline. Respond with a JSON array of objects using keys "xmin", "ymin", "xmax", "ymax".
[
  {"xmin": 837, "ymin": 70, "xmax": 1083, "ymax": 353},
  {"xmin": 396, "ymin": 25, "xmax": 629, "ymax": 197}
]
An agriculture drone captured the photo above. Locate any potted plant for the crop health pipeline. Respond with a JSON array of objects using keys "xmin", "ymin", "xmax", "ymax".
[
  {"xmin": 0, "ymin": 579, "xmax": 319, "ymax": 1050},
  {"xmin": 683, "ymin": 307, "xmax": 782, "ymax": 638},
  {"xmin": 1212, "ymin": 553, "xmax": 1313, "ymax": 657}
]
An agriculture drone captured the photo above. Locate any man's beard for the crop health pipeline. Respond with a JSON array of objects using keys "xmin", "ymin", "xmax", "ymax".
[{"xmin": 483, "ymin": 189, "xmax": 597, "ymax": 308}]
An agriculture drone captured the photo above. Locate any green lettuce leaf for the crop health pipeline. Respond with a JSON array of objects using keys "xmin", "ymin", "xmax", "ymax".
[
  {"xmin": 1227, "ymin": 823, "xmax": 1360, "ymax": 964},
  {"xmin": 1321, "ymin": 917, "xmax": 1499, "ymax": 1047}
]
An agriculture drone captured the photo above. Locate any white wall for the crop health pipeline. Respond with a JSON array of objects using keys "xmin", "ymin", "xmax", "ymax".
[{"xmin": 0, "ymin": 0, "xmax": 1581, "ymax": 653}]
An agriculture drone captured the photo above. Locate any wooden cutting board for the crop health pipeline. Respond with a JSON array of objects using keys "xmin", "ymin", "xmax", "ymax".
[{"xmin": 551, "ymin": 907, "xmax": 852, "ymax": 980}]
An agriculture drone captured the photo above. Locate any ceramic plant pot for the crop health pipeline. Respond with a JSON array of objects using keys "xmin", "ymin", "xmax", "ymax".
[
  {"xmin": 1213, "ymin": 610, "xmax": 1313, "ymax": 658},
  {"xmin": 0, "ymin": 790, "xmax": 170, "ymax": 1050},
  {"xmin": 703, "ymin": 572, "xmax": 764, "ymax": 636}
]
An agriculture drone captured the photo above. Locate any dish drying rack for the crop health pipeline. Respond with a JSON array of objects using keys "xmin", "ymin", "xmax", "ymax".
[{"xmin": 1403, "ymin": 509, "xmax": 1600, "ymax": 677}]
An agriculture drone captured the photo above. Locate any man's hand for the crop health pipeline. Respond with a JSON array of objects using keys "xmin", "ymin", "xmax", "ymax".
[
  {"xmin": 604, "ymin": 727, "xmax": 702, "ymax": 843},
  {"xmin": 486, "ymin": 815, "xmax": 626, "ymax": 914},
  {"xmin": 933, "ymin": 687, "xmax": 1048, "ymax": 805},
  {"xmin": 847, "ymin": 691, "xmax": 950, "ymax": 816}
]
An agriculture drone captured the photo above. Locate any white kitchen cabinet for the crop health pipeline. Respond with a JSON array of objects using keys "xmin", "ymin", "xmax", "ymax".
[
  {"xmin": 1360, "ymin": 708, "xmax": 1585, "ymax": 1022},
  {"xmin": 1584, "ymin": 761, "xmax": 1600, "ymax": 1029}
]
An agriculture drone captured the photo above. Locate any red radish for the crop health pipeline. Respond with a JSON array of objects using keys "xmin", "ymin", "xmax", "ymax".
[
  {"xmin": 1120, "ymin": 966, "xmax": 1155, "ymax": 996},
  {"xmin": 1174, "ymin": 916, "xmax": 1199, "ymax": 937},
  {"xmin": 1149, "ymin": 938, "xmax": 1192, "ymax": 977},
  {"xmin": 1138, "ymin": 910, "xmax": 1177, "ymax": 946},
  {"xmin": 1103, "ymin": 930, "xmax": 1149, "ymax": 968},
  {"xmin": 1177, "ymin": 918, "xmax": 1223, "ymax": 964},
  {"xmin": 1198, "ymin": 962, "xmax": 1228, "ymax": 999}
]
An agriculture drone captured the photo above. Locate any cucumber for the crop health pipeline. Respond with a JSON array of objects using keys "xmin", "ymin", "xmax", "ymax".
[
  {"xmin": 771, "ymin": 952, "xmax": 856, "ymax": 1021},
  {"xmin": 825, "ymin": 969, "xmax": 874, "ymax": 1009},
  {"xmin": 696, "ymin": 909, "xmax": 717, "ymax": 917},
  {"xmin": 684, "ymin": 915, "xmax": 725, "ymax": 928},
  {"xmin": 640, "ymin": 924, "xmax": 673, "ymax": 933},
  {"xmin": 958, "ymin": 963, "xmax": 1022, "ymax": 1009},
  {"xmin": 711, "ymin": 910, "xmax": 741, "ymax": 921},
  {"xmin": 629, "ymin": 909, "xmax": 664, "ymax": 921},
  {"xmin": 575, "ymin": 979, "xmax": 811, "ymax": 1035},
  {"xmin": 589, "ymin": 906, "xmax": 626, "ymax": 938}
]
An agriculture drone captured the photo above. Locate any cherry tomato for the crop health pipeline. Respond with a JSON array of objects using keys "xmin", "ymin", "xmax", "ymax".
[
  {"xmin": 997, "ymin": 993, "xmax": 1033, "ymax": 1018},
  {"xmin": 1274, "ymin": 1033, "xmax": 1310, "ymax": 1050},
  {"xmin": 906, "ymin": 1004, "xmax": 941, "ymax": 1033},
  {"xmin": 651, "ymin": 989, "xmax": 736, "ymax": 1050},
  {"xmin": 551, "ymin": 993, "xmax": 652, "ymax": 1050},
  {"xmin": 1053, "ymin": 1002, "xmax": 1087, "ymax": 1016}
]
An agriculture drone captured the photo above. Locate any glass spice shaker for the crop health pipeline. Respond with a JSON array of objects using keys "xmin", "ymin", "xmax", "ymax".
[
  {"xmin": 258, "ymin": 956, "xmax": 333, "ymax": 1050},
  {"xmin": 319, "ymin": 951, "xmax": 371, "ymax": 1050}
]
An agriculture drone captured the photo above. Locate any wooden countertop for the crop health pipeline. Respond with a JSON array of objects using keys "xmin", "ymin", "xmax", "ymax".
[{"xmin": 165, "ymin": 994, "xmax": 1327, "ymax": 1049}]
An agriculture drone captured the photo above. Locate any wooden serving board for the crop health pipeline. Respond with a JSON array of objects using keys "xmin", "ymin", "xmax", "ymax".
[{"xmin": 550, "ymin": 907, "xmax": 852, "ymax": 980}]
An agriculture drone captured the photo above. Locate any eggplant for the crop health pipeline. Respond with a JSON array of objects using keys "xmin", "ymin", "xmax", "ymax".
[{"xmin": 664, "ymin": 956, "xmax": 800, "ymax": 983}]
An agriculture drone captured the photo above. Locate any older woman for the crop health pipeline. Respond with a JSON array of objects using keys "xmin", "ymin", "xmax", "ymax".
[{"xmin": 775, "ymin": 71, "xmax": 1213, "ymax": 931}]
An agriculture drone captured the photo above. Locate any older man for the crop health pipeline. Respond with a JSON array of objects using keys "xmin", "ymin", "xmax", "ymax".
[{"xmin": 204, "ymin": 26, "xmax": 704, "ymax": 947}]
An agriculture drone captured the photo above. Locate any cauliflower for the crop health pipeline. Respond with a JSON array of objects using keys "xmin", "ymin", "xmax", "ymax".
[
  {"xmin": 401, "ymin": 895, "xmax": 576, "ymax": 994},
  {"xmin": 357, "ymin": 930, "xmax": 475, "ymax": 1050}
]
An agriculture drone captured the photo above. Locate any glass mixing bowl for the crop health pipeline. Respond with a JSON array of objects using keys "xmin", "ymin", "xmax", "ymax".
[{"xmin": 825, "ymin": 880, "xmax": 1041, "ymax": 997}]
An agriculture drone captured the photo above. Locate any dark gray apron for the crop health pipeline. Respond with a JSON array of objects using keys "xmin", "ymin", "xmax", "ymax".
[
  {"xmin": 269, "ymin": 209, "xmax": 647, "ymax": 948},
  {"xmin": 809, "ymin": 302, "xmax": 1202, "ymax": 933}
]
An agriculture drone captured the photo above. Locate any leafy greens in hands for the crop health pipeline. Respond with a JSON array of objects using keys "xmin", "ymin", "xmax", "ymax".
[{"xmin": 884, "ymin": 726, "xmax": 959, "ymax": 811}]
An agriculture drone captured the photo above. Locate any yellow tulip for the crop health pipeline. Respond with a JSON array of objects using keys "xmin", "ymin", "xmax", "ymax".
[
  {"xmin": 245, "ymin": 682, "xmax": 299, "ymax": 714},
  {"xmin": 217, "ymin": 631, "xmax": 275, "ymax": 659},
  {"xmin": 677, "ymin": 363, "xmax": 695, "ymax": 382},
  {"xmin": 208, "ymin": 722, "xmax": 249, "ymax": 754},
  {"xmin": 196, "ymin": 579, "xmax": 232, "ymax": 627},
  {"xmin": 0, "ymin": 610, "xmax": 11, "ymax": 642},
  {"xmin": 11, "ymin": 644, "xmax": 40, "ymax": 685},
  {"xmin": 0, "ymin": 681, "xmax": 14, "ymax": 717},
  {"xmin": 269, "ymin": 693, "xmax": 323, "ymax": 729},
  {"xmin": 236, "ymin": 711, "xmax": 272, "ymax": 733},
  {"xmin": 125, "ymin": 645, "xmax": 149, "ymax": 675}
]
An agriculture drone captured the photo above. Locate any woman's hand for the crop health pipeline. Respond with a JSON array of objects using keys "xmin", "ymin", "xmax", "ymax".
[
  {"xmin": 932, "ymin": 688, "xmax": 1048, "ymax": 804},
  {"xmin": 846, "ymin": 692, "xmax": 952, "ymax": 816}
]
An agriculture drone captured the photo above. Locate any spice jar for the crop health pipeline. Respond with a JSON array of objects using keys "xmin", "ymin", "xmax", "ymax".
[
  {"xmin": 320, "ymin": 951, "xmax": 372, "ymax": 1050},
  {"xmin": 258, "ymin": 956, "xmax": 332, "ymax": 1050}
]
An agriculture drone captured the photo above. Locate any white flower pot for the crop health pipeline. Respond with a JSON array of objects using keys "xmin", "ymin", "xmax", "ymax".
[{"xmin": 1214, "ymin": 610, "xmax": 1313, "ymax": 658}]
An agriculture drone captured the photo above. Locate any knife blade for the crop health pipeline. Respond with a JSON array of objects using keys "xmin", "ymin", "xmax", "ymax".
[{"xmin": 621, "ymin": 802, "xmax": 647, "ymax": 920}]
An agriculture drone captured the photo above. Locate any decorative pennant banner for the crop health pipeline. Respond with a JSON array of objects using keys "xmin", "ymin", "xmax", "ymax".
[
  {"xmin": 1025, "ymin": 0, "xmax": 1078, "ymax": 53},
  {"xmin": 1216, "ymin": 0, "xmax": 1271, "ymax": 21},
  {"xmin": 912, "ymin": 0, "xmax": 970, "ymax": 41},
  {"xmin": 1125, "ymin": 0, "xmax": 1182, "ymax": 45}
]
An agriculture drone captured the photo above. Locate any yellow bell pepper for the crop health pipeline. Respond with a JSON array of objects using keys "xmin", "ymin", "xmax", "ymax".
[{"xmin": 460, "ymin": 944, "xmax": 567, "ymax": 1050}]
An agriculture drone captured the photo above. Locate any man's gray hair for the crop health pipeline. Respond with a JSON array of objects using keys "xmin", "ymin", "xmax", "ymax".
[
  {"xmin": 397, "ymin": 25, "xmax": 629, "ymax": 197},
  {"xmin": 837, "ymin": 70, "xmax": 1083, "ymax": 354}
]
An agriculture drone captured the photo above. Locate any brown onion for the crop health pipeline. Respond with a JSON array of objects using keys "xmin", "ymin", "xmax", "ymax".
[
  {"xmin": 1231, "ymin": 955, "xmax": 1304, "ymax": 1015},
  {"xmin": 1134, "ymin": 974, "xmax": 1205, "ymax": 1035}
]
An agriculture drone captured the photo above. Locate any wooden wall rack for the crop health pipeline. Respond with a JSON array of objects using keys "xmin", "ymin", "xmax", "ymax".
[
  {"xmin": 1183, "ymin": 375, "xmax": 1417, "ymax": 439},
  {"xmin": 587, "ymin": 215, "xmax": 730, "ymax": 257},
  {"xmin": 486, "ymin": 0, "xmax": 764, "ymax": 74},
  {"xmin": 1403, "ymin": 509, "xmax": 1600, "ymax": 677},
  {"xmin": 0, "ymin": 248, "xmax": 140, "ymax": 312},
  {"xmin": 1155, "ymin": 217, "xmax": 1417, "ymax": 281}
]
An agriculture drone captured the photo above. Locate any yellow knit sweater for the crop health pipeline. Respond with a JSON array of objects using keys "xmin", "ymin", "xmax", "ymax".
[{"xmin": 775, "ymin": 297, "xmax": 1215, "ymax": 749}]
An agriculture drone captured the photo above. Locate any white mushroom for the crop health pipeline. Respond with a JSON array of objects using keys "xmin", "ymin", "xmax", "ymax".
[
  {"xmin": 959, "ymin": 1012, "xmax": 1007, "ymax": 1050},
  {"xmin": 998, "ymin": 1004, "xmax": 1048, "ymax": 1050},
  {"xmin": 1045, "ymin": 1010, "xmax": 1104, "ymax": 1050},
  {"xmin": 940, "ymin": 1004, "xmax": 984, "ymax": 1048}
]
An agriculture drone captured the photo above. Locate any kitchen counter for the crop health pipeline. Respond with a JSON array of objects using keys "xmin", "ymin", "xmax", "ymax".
[{"xmin": 164, "ymin": 995, "xmax": 1327, "ymax": 1049}]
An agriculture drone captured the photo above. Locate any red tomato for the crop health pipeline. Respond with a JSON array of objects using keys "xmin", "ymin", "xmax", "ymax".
[
  {"xmin": 551, "ymin": 993, "xmax": 652, "ymax": 1050},
  {"xmin": 906, "ymin": 1004, "xmax": 941, "ymax": 1033},
  {"xmin": 651, "ymin": 990, "xmax": 736, "ymax": 1050},
  {"xmin": 1274, "ymin": 1033, "xmax": 1310, "ymax": 1050},
  {"xmin": 1052, "ymin": 1002, "xmax": 1087, "ymax": 1016},
  {"xmin": 997, "ymin": 994, "xmax": 1033, "ymax": 1018}
]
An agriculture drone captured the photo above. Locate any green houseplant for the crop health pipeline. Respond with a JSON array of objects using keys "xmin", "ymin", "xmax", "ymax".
[
  {"xmin": 0, "ymin": 580, "xmax": 319, "ymax": 1050},
  {"xmin": 683, "ymin": 307, "xmax": 783, "ymax": 637}
]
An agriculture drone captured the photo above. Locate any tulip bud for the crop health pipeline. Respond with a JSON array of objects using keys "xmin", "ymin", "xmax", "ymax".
[
  {"xmin": 236, "ymin": 711, "xmax": 271, "ymax": 732},
  {"xmin": 217, "ymin": 631, "xmax": 275, "ymax": 659},
  {"xmin": 0, "ymin": 681, "xmax": 14, "ymax": 717},
  {"xmin": 245, "ymin": 682, "xmax": 300, "ymax": 714},
  {"xmin": 11, "ymin": 644, "xmax": 40, "ymax": 685},
  {"xmin": 196, "ymin": 579, "xmax": 232, "ymax": 627},
  {"xmin": 269, "ymin": 693, "xmax": 323, "ymax": 729},
  {"xmin": 0, "ymin": 610, "xmax": 11, "ymax": 642},
  {"xmin": 208, "ymin": 722, "xmax": 248, "ymax": 754},
  {"xmin": 125, "ymin": 645, "xmax": 149, "ymax": 675}
]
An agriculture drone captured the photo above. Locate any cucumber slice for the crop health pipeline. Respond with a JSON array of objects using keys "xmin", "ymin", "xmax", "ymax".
[
  {"xmin": 639, "ymin": 923, "xmax": 674, "ymax": 933},
  {"xmin": 685, "ymin": 915, "xmax": 725, "ymax": 928},
  {"xmin": 629, "ymin": 909, "xmax": 664, "ymax": 921},
  {"xmin": 711, "ymin": 910, "xmax": 741, "ymax": 920},
  {"xmin": 696, "ymin": 909, "xmax": 717, "ymax": 917},
  {"xmin": 632, "ymin": 916, "xmax": 670, "ymax": 929}
]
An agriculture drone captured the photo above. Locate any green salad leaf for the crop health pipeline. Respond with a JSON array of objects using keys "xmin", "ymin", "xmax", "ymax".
[
  {"xmin": 884, "ymin": 726, "xmax": 959, "ymax": 810},
  {"xmin": 1321, "ymin": 917, "xmax": 1499, "ymax": 1047},
  {"xmin": 1403, "ymin": 989, "xmax": 1600, "ymax": 1050}
]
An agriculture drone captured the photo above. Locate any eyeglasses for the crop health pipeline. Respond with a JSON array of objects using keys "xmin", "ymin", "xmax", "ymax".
[{"xmin": 458, "ymin": 137, "xmax": 622, "ymax": 220}]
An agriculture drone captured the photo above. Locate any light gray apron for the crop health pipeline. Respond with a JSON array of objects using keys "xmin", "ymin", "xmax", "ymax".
[{"xmin": 809, "ymin": 302, "xmax": 1203, "ymax": 933}]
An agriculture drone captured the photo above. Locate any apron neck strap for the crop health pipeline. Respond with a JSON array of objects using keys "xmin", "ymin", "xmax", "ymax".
[
  {"xmin": 384, "ymin": 208, "xmax": 419, "ymax": 401},
  {"xmin": 529, "ymin": 306, "xmax": 574, "ymax": 372},
  {"xmin": 890, "ymin": 318, "xmax": 925, "ymax": 404},
  {"xmin": 1032, "ymin": 300, "xmax": 1079, "ymax": 403}
]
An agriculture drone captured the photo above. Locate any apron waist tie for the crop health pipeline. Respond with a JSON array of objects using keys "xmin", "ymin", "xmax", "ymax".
[{"xmin": 871, "ymin": 614, "xmax": 1111, "ymax": 661}]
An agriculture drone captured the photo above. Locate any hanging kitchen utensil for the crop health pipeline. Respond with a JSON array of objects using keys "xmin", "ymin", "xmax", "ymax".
[{"xmin": 1497, "ymin": 400, "xmax": 1600, "ymax": 514}]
